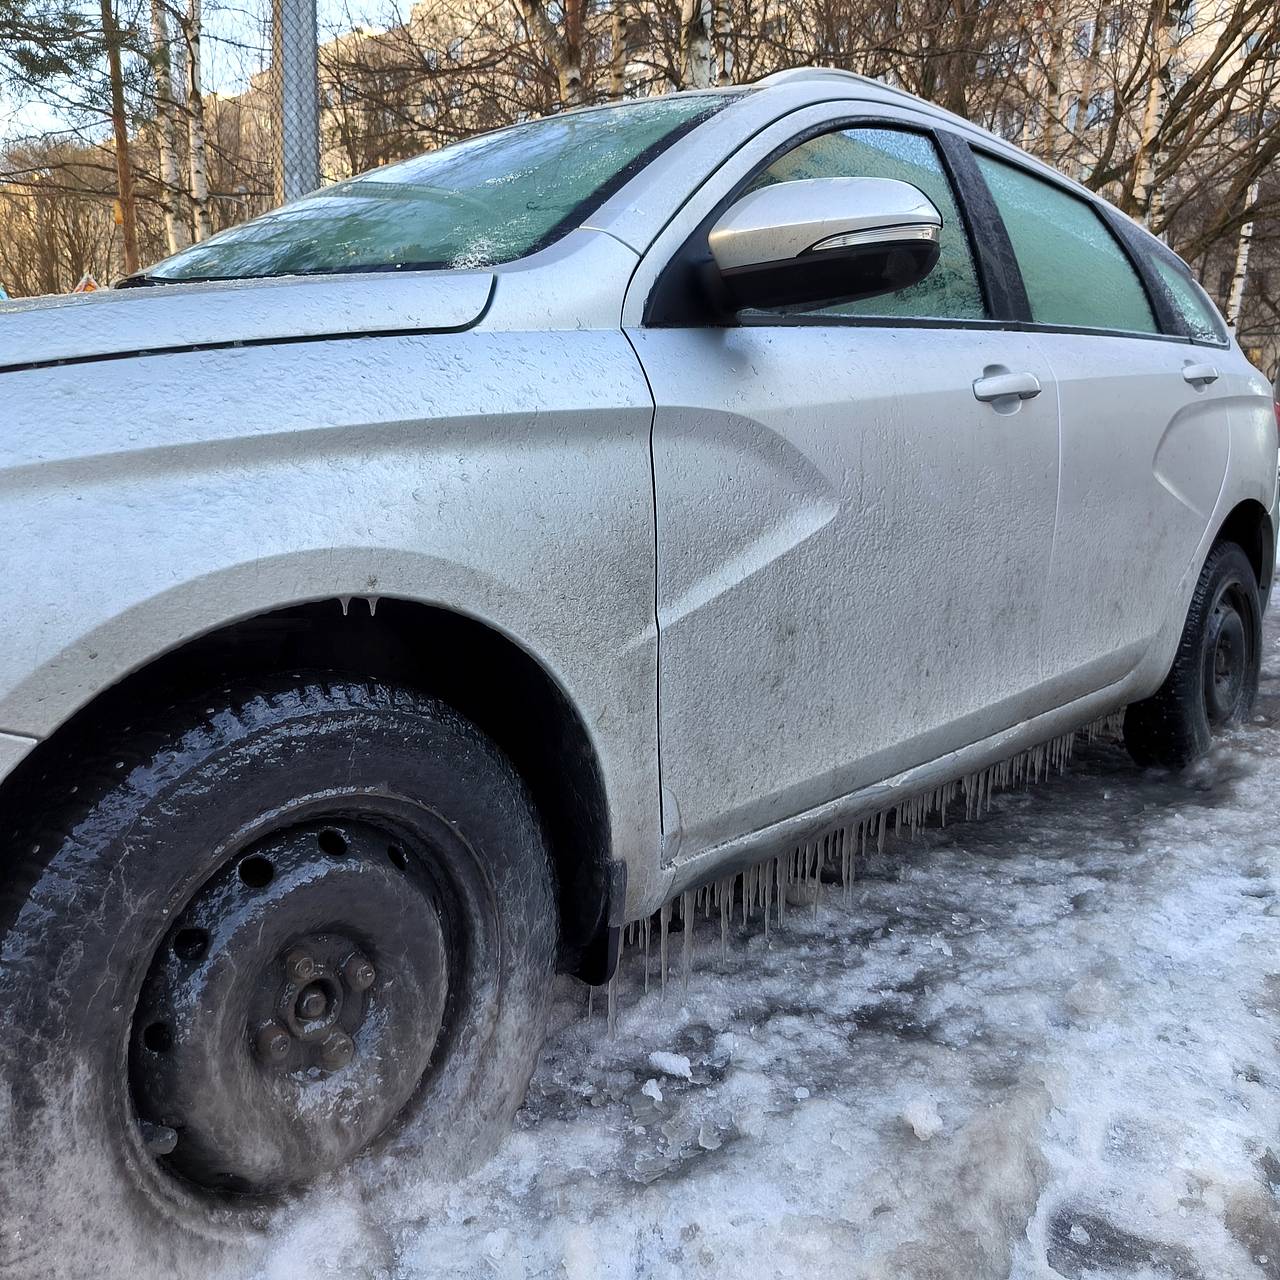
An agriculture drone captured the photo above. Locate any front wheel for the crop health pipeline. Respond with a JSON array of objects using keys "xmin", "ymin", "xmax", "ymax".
[
  {"xmin": 0, "ymin": 678, "xmax": 556, "ymax": 1268},
  {"xmin": 1124, "ymin": 541, "xmax": 1262, "ymax": 768}
]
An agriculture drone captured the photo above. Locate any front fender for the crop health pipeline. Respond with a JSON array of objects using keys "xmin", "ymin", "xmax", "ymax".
[{"xmin": 0, "ymin": 325, "xmax": 661, "ymax": 903}]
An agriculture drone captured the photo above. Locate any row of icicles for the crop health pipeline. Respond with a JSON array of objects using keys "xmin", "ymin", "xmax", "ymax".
[{"xmin": 587, "ymin": 711, "xmax": 1126, "ymax": 1034}]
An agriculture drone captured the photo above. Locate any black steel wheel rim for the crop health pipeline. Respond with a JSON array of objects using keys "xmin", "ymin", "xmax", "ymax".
[
  {"xmin": 1202, "ymin": 580, "xmax": 1253, "ymax": 727},
  {"xmin": 129, "ymin": 813, "xmax": 453, "ymax": 1194}
]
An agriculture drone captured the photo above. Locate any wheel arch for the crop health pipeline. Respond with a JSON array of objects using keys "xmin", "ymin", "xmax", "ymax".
[
  {"xmin": 0, "ymin": 596, "xmax": 620, "ymax": 980},
  {"xmin": 1213, "ymin": 497, "xmax": 1274, "ymax": 602}
]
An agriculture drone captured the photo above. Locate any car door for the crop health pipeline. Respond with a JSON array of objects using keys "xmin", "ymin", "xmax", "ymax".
[
  {"xmin": 626, "ymin": 110, "xmax": 1063, "ymax": 860},
  {"xmin": 970, "ymin": 150, "xmax": 1235, "ymax": 700}
]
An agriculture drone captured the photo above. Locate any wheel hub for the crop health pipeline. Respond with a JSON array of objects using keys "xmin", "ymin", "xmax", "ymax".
[
  {"xmin": 131, "ymin": 818, "xmax": 450, "ymax": 1193},
  {"xmin": 1204, "ymin": 592, "xmax": 1249, "ymax": 725}
]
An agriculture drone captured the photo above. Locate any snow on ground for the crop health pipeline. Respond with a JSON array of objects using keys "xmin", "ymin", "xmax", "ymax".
[{"xmin": 216, "ymin": 609, "xmax": 1280, "ymax": 1278}]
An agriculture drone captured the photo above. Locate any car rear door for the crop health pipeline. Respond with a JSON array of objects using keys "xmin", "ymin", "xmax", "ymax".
[
  {"xmin": 626, "ymin": 106, "xmax": 1062, "ymax": 860},
  {"xmin": 969, "ymin": 149, "xmax": 1235, "ymax": 701}
]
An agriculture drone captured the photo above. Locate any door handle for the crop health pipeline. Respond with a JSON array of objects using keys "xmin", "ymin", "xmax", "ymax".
[
  {"xmin": 1182, "ymin": 363, "xmax": 1220, "ymax": 386},
  {"xmin": 973, "ymin": 371, "xmax": 1042, "ymax": 402}
]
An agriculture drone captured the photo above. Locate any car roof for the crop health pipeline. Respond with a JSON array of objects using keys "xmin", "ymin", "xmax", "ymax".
[{"xmin": 748, "ymin": 67, "xmax": 976, "ymax": 133}]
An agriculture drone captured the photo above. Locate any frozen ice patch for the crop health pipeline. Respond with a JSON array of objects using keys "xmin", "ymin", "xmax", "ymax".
[
  {"xmin": 647, "ymin": 1051, "xmax": 693, "ymax": 1080},
  {"xmin": 901, "ymin": 1097, "xmax": 943, "ymax": 1141}
]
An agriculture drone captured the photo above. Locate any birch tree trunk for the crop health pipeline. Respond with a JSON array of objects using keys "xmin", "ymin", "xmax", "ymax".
[
  {"xmin": 679, "ymin": 0, "xmax": 713, "ymax": 89},
  {"xmin": 513, "ymin": 0, "xmax": 585, "ymax": 107},
  {"xmin": 1225, "ymin": 181, "xmax": 1260, "ymax": 332},
  {"xmin": 184, "ymin": 0, "xmax": 213, "ymax": 239},
  {"xmin": 99, "ymin": 0, "xmax": 140, "ymax": 274},
  {"xmin": 150, "ymin": 0, "xmax": 190, "ymax": 253}
]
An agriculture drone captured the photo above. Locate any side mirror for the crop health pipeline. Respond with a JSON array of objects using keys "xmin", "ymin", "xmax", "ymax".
[{"xmin": 707, "ymin": 176, "xmax": 942, "ymax": 312}]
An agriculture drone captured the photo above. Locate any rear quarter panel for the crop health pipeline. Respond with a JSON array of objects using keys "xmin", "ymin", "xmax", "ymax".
[{"xmin": 1127, "ymin": 349, "xmax": 1277, "ymax": 697}]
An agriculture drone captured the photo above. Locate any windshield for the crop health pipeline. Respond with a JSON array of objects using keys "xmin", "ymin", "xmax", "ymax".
[{"xmin": 137, "ymin": 94, "xmax": 736, "ymax": 284}]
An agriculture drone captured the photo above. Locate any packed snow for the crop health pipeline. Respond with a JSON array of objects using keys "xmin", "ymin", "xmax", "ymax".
[{"xmin": 30, "ymin": 610, "xmax": 1280, "ymax": 1279}]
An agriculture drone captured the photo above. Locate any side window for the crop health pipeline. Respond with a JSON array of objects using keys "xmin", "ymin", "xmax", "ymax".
[
  {"xmin": 975, "ymin": 153, "xmax": 1157, "ymax": 334},
  {"xmin": 1150, "ymin": 254, "xmax": 1228, "ymax": 345},
  {"xmin": 744, "ymin": 126, "xmax": 985, "ymax": 322}
]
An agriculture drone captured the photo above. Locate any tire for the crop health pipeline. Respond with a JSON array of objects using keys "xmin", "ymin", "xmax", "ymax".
[
  {"xmin": 1123, "ymin": 541, "xmax": 1262, "ymax": 768},
  {"xmin": 0, "ymin": 678, "xmax": 557, "ymax": 1274}
]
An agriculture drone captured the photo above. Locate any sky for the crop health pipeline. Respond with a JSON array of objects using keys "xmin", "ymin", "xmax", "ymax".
[{"xmin": 1, "ymin": 0, "xmax": 383, "ymax": 147}]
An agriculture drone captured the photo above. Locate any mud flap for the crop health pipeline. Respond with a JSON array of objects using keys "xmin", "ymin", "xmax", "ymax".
[{"xmin": 573, "ymin": 859, "xmax": 627, "ymax": 986}]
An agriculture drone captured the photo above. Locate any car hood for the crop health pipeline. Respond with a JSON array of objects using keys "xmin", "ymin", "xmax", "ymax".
[{"xmin": 0, "ymin": 269, "xmax": 495, "ymax": 372}]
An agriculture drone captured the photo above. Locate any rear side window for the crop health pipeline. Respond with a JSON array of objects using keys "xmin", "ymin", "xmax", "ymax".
[
  {"xmin": 1151, "ymin": 255, "xmax": 1228, "ymax": 344},
  {"xmin": 975, "ymin": 153, "xmax": 1158, "ymax": 335},
  {"xmin": 745, "ymin": 126, "xmax": 985, "ymax": 321}
]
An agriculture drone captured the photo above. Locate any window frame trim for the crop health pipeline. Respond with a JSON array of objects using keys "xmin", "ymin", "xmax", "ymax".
[{"xmin": 932, "ymin": 129, "xmax": 1030, "ymax": 322}]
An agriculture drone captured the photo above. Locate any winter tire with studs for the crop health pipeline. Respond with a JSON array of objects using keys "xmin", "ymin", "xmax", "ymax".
[
  {"xmin": 0, "ymin": 677, "xmax": 557, "ymax": 1263},
  {"xmin": 1123, "ymin": 540, "xmax": 1262, "ymax": 768}
]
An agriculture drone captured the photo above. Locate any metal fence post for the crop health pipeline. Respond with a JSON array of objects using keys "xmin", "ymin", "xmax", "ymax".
[{"xmin": 271, "ymin": 0, "xmax": 321, "ymax": 204}]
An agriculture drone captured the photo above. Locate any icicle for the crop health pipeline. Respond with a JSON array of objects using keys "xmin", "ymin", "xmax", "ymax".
[
  {"xmin": 643, "ymin": 915, "xmax": 651, "ymax": 994},
  {"xmin": 587, "ymin": 985, "xmax": 594, "ymax": 1020},
  {"xmin": 681, "ymin": 889, "xmax": 693, "ymax": 990},
  {"xmin": 720, "ymin": 877, "xmax": 729, "ymax": 963},
  {"xmin": 763, "ymin": 862, "xmax": 771, "ymax": 941},
  {"xmin": 659, "ymin": 899, "xmax": 670, "ymax": 997},
  {"xmin": 607, "ymin": 970, "xmax": 617, "ymax": 1037}
]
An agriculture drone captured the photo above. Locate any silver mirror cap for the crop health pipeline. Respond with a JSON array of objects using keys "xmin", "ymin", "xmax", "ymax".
[{"xmin": 708, "ymin": 177, "xmax": 942, "ymax": 272}]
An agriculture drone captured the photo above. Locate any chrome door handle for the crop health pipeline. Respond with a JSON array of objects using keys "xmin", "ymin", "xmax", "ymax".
[
  {"xmin": 1182, "ymin": 363, "xmax": 1220, "ymax": 386},
  {"xmin": 973, "ymin": 371, "xmax": 1042, "ymax": 402}
]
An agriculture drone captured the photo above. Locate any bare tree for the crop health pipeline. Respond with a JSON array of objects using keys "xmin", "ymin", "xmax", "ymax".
[
  {"xmin": 180, "ymin": 0, "xmax": 212, "ymax": 238},
  {"xmin": 98, "ymin": 0, "xmax": 138, "ymax": 271},
  {"xmin": 148, "ymin": 0, "xmax": 189, "ymax": 252},
  {"xmin": 679, "ymin": 0, "xmax": 712, "ymax": 86}
]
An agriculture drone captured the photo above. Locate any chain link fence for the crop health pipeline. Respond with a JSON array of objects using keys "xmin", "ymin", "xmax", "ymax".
[{"xmin": 269, "ymin": 0, "xmax": 321, "ymax": 204}]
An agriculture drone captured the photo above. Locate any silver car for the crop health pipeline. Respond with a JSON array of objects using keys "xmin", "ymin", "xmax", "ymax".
[{"xmin": 1, "ymin": 67, "xmax": 1275, "ymax": 1246}]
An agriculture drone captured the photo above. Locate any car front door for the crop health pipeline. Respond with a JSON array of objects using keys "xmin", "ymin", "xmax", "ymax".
[
  {"xmin": 626, "ymin": 109, "xmax": 1062, "ymax": 861},
  {"xmin": 970, "ymin": 150, "xmax": 1236, "ymax": 701}
]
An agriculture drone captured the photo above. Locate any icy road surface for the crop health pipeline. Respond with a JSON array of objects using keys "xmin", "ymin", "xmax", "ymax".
[{"xmin": 230, "ymin": 609, "xmax": 1280, "ymax": 1280}]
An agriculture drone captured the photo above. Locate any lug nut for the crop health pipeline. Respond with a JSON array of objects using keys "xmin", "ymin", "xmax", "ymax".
[
  {"xmin": 342, "ymin": 953, "xmax": 376, "ymax": 992},
  {"xmin": 256, "ymin": 1022, "xmax": 292, "ymax": 1064},
  {"xmin": 284, "ymin": 948, "xmax": 315, "ymax": 983},
  {"xmin": 319, "ymin": 1030, "xmax": 354, "ymax": 1071},
  {"xmin": 140, "ymin": 1120, "xmax": 179, "ymax": 1156},
  {"xmin": 296, "ymin": 983, "xmax": 329, "ymax": 1021}
]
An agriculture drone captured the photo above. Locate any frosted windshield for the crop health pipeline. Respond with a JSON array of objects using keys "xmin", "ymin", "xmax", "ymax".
[{"xmin": 141, "ymin": 95, "xmax": 734, "ymax": 282}]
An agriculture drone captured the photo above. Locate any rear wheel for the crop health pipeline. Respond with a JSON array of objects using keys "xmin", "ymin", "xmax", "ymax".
[
  {"xmin": 0, "ymin": 678, "xmax": 556, "ymax": 1266},
  {"xmin": 1123, "ymin": 541, "xmax": 1262, "ymax": 768}
]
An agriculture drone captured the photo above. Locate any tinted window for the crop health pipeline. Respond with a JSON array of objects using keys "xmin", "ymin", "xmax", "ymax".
[
  {"xmin": 1151, "ymin": 255, "xmax": 1228, "ymax": 344},
  {"xmin": 976, "ymin": 153, "xmax": 1157, "ymax": 334},
  {"xmin": 139, "ymin": 95, "xmax": 735, "ymax": 282},
  {"xmin": 746, "ymin": 127, "xmax": 985, "ymax": 321}
]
